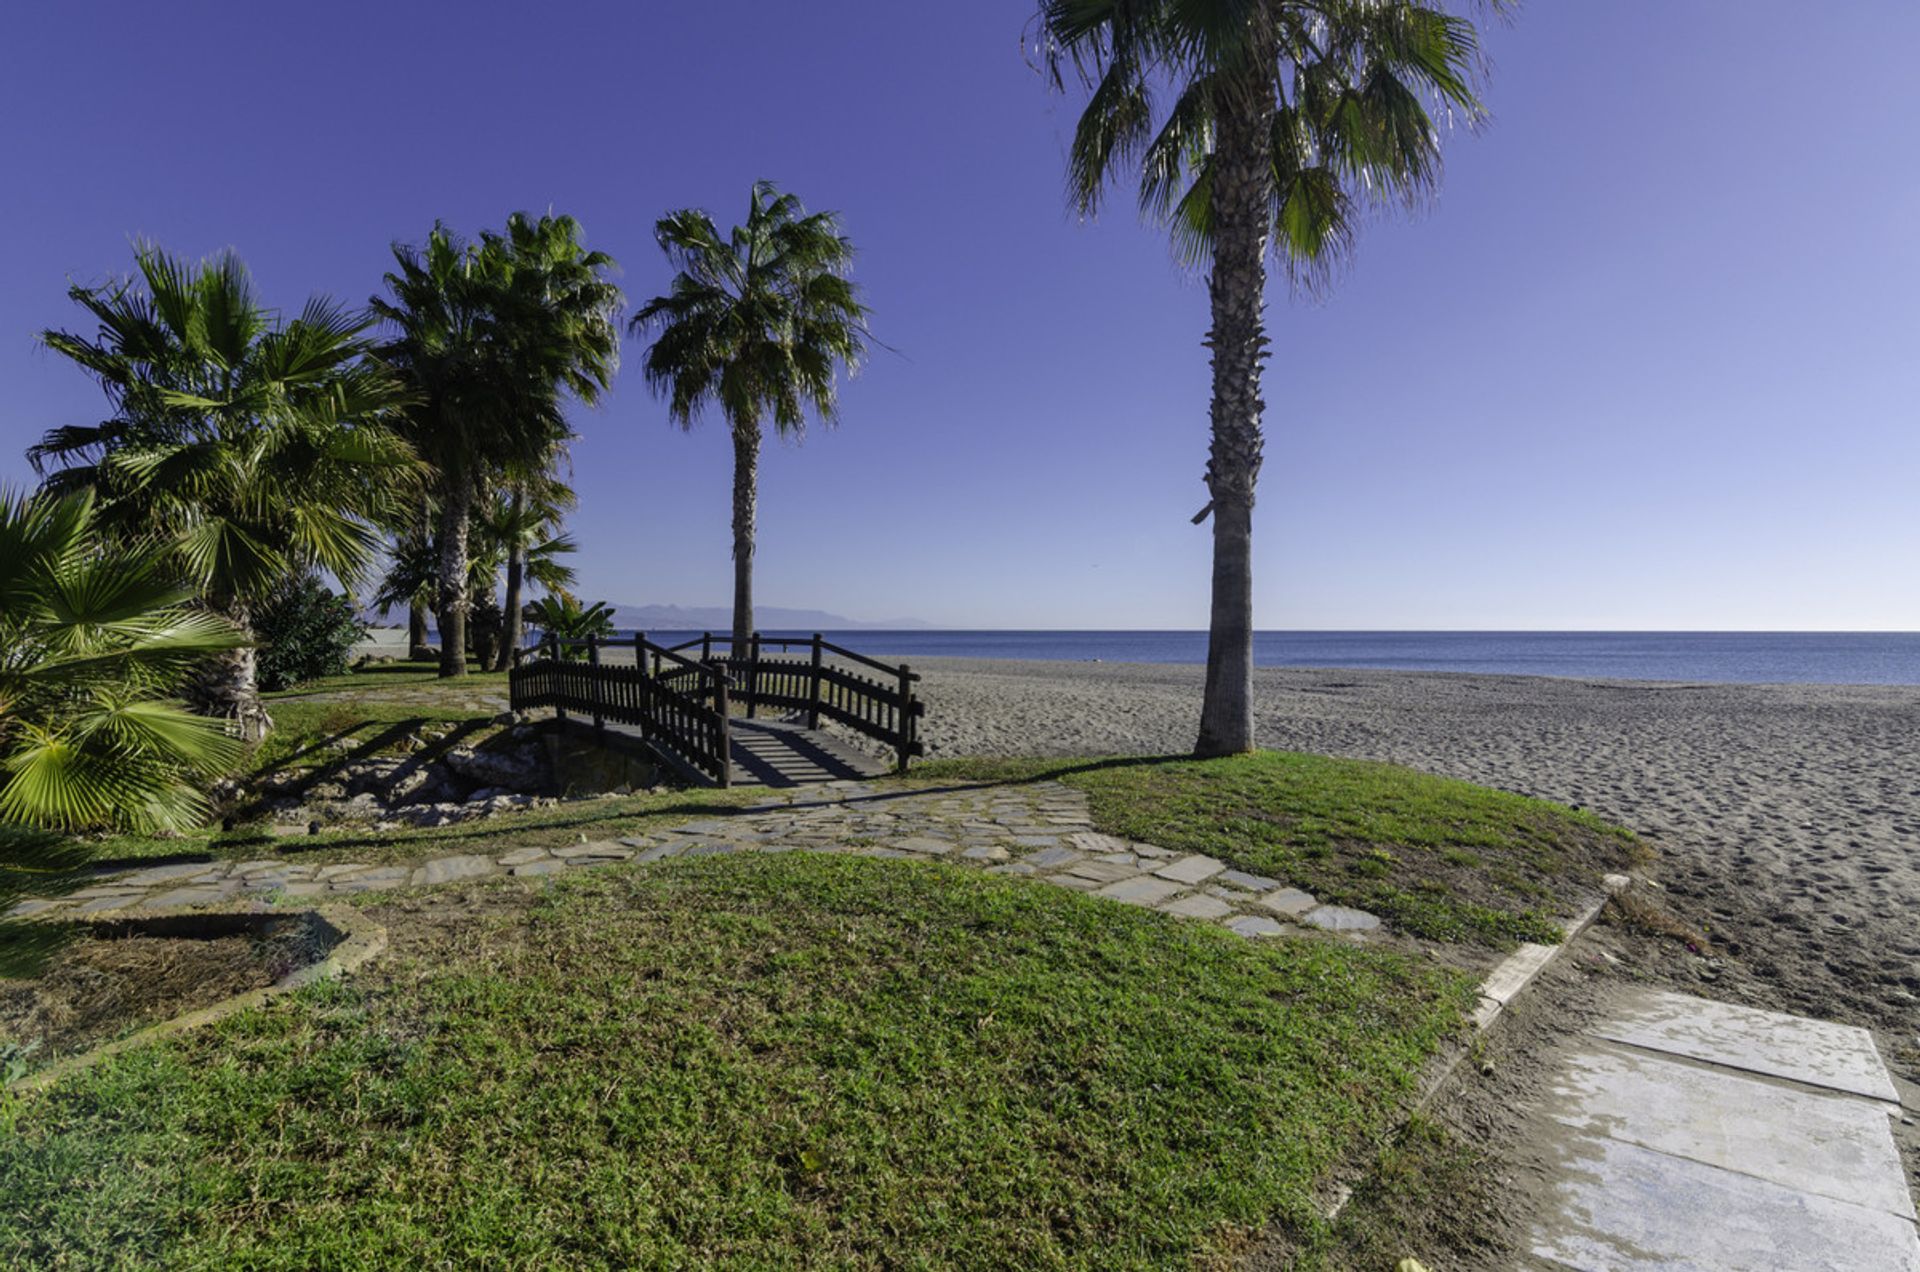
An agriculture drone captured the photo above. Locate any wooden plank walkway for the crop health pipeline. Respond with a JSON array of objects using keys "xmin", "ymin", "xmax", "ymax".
[{"xmin": 602, "ymin": 715, "xmax": 888, "ymax": 788}]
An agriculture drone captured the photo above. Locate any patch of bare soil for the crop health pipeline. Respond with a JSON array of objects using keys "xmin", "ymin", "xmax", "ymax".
[{"xmin": 0, "ymin": 913, "xmax": 335, "ymax": 1068}]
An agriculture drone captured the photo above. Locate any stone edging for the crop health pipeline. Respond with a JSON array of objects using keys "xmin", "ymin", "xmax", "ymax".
[
  {"xmin": 1320, "ymin": 870, "xmax": 1634, "ymax": 1221},
  {"xmin": 8, "ymin": 906, "xmax": 388, "ymax": 1098}
]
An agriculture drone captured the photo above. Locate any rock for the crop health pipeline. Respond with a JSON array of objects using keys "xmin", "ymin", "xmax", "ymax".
[{"xmin": 442, "ymin": 744, "xmax": 547, "ymax": 792}]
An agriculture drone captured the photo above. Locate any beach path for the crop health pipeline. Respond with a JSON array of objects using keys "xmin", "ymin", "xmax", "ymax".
[{"xmin": 1527, "ymin": 988, "xmax": 1919, "ymax": 1270}]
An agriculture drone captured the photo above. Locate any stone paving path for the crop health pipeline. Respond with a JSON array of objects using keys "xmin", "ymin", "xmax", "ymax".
[{"xmin": 7, "ymin": 780, "xmax": 1382, "ymax": 942}]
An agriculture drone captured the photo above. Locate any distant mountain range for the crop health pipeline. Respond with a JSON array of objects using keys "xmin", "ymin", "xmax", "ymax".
[{"xmin": 608, "ymin": 604, "xmax": 931, "ymax": 632}]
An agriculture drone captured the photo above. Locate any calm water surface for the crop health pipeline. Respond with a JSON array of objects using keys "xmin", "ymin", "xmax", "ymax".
[{"xmin": 622, "ymin": 631, "xmax": 1920, "ymax": 686}]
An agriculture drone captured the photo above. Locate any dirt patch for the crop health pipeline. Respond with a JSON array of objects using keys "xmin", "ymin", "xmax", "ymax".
[{"xmin": 0, "ymin": 913, "xmax": 337, "ymax": 1069}]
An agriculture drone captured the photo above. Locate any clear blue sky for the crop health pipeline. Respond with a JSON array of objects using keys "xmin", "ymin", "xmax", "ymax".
[{"xmin": 3, "ymin": 2, "xmax": 1915, "ymax": 630}]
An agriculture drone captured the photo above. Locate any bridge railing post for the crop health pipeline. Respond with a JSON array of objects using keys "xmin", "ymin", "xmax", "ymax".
[
  {"xmin": 808, "ymin": 633, "xmax": 824, "ymax": 729},
  {"xmin": 895, "ymin": 664, "xmax": 914, "ymax": 773},
  {"xmin": 714, "ymin": 665, "xmax": 732, "ymax": 788},
  {"xmin": 549, "ymin": 632, "xmax": 567, "ymax": 725},
  {"xmin": 587, "ymin": 633, "xmax": 604, "ymax": 737},
  {"xmin": 746, "ymin": 631, "xmax": 762, "ymax": 719}
]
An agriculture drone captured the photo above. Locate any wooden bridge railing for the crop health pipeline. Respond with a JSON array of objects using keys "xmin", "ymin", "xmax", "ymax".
[
  {"xmin": 509, "ymin": 633, "xmax": 733, "ymax": 786},
  {"xmin": 661, "ymin": 633, "xmax": 925, "ymax": 772},
  {"xmin": 508, "ymin": 630, "xmax": 924, "ymax": 784}
]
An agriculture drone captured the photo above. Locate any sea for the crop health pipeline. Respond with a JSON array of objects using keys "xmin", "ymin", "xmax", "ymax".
[{"xmin": 626, "ymin": 630, "xmax": 1920, "ymax": 686}]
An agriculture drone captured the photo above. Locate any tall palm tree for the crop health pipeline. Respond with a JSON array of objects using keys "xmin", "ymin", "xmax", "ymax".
[
  {"xmin": 31, "ymin": 246, "xmax": 416, "ymax": 738},
  {"xmin": 479, "ymin": 473, "xmax": 579, "ymax": 670},
  {"xmin": 1034, "ymin": 1, "xmax": 1493, "ymax": 755},
  {"xmin": 632, "ymin": 182, "xmax": 871, "ymax": 648},
  {"xmin": 0, "ymin": 487, "xmax": 245, "ymax": 833},
  {"xmin": 373, "ymin": 214, "xmax": 620, "ymax": 679}
]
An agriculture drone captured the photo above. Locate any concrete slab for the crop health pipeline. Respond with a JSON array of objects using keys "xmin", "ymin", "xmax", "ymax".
[
  {"xmin": 1546, "ymin": 1042, "xmax": 1915, "ymax": 1220},
  {"xmin": 1479, "ymin": 942, "xmax": 1559, "ymax": 1008},
  {"xmin": 1595, "ymin": 988, "xmax": 1899, "ymax": 1103},
  {"xmin": 1530, "ymin": 1135, "xmax": 1920, "ymax": 1272}
]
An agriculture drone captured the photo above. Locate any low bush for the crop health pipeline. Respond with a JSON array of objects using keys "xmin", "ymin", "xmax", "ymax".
[{"xmin": 253, "ymin": 574, "xmax": 364, "ymax": 692}]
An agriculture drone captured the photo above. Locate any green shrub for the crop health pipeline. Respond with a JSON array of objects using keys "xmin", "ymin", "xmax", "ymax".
[{"xmin": 254, "ymin": 574, "xmax": 365, "ymax": 692}]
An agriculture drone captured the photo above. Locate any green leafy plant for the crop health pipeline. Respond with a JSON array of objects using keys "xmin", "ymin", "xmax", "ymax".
[
  {"xmin": 0, "ymin": 487, "xmax": 244, "ymax": 832},
  {"xmin": 253, "ymin": 574, "xmax": 366, "ymax": 692},
  {"xmin": 522, "ymin": 595, "xmax": 615, "ymax": 660}
]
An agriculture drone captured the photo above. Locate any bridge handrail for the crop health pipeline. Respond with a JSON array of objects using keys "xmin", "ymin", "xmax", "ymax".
[{"xmin": 513, "ymin": 630, "xmax": 923, "ymax": 777}]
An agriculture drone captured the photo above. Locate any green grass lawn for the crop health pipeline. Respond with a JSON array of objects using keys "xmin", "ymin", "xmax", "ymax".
[
  {"xmin": 907, "ymin": 754, "xmax": 1643, "ymax": 946},
  {"xmin": 0, "ymin": 853, "xmax": 1473, "ymax": 1269}
]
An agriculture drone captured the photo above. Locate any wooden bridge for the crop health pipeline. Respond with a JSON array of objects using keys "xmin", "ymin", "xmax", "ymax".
[{"xmin": 509, "ymin": 632, "xmax": 925, "ymax": 788}]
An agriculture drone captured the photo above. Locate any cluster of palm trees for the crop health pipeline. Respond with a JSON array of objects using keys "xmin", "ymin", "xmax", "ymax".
[{"xmin": 6, "ymin": 192, "xmax": 871, "ymax": 830}]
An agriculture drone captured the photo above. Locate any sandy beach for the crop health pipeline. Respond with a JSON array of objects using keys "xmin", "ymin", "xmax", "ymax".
[{"xmin": 908, "ymin": 657, "xmax": 1920, "ymax": 1044}]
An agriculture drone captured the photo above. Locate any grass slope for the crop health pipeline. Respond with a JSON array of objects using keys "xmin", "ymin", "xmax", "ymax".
[
  {"xmin": 0, "ymin": 854, "xmax": 1472, "ymax": 1269},
  {"xmin": 910, "ymin": 754, "xmax": 1642, "ymax": 945}
]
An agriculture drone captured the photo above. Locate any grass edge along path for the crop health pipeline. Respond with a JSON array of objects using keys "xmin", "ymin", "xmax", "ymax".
[
  {"xmin": 905, "ymin": 752, "xmax": 1644, "ymax": 947},
  {"xmin": 0, "ymin": 853, "xmax": 1473, "ymax": 1269}
]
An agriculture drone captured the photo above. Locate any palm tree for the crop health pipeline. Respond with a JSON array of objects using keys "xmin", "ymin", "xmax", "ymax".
[
  {"xmin": 1034, "ymin": 1, "xmax": 1493, "ymax": 755},
  {"xmin": 374, "ymin": 214, "xmax": 620, "ymax": 679},
  {"xmin": 0, "ymin": 487, "xmax": 245, "ymax": 833},
  {"xmin": 31, "ymin": 246, "xmax": 417, "ymax": 738},
  {"xmin": 632, "ymin": 182, "xmax": 871, "ymax": 648},
  {"xmin": 478, "ymin": 474, "xmax": 579, "ymax": 670}
]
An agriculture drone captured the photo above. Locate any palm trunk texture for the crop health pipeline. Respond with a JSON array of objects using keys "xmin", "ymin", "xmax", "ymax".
[
  {"xmin": 494, "ymin": 487, "xmax": 526, "ymax": 672},
  {"xmin": 188, "ymin": 603, "xmax": 271, "ymax": 742},
  {"xmin": 407, "ymin": 601, "xmax": 431, "ymax": 661},
  {"xmin": 1194, "ymin": 82, "xmax": 1274, "ymax": 758},
  {"xmin": 730, "ymin": 421, "xmax": 760, "ymax": 650},
  {"xmin": 436, "ymin": 482, "xmax": 472, "ymax": 679}
]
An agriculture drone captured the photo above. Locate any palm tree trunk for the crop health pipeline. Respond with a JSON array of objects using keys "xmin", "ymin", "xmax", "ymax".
[
  {"xmin": 730, "ymin": 420, "xmax": 760, "ymax": 649},
  {"xmin": 436, "ymin": 480, "xmax": 473, "ymax": 679},
  {"xmin": 1194, "ymin": 82, "xmax": 1274, "ymax": 758},
  {"xmin": 187, "ymin": 602, "xmax": 272, "ymax": 742},
  {"xmin": 494, "ymin": 486, "xmax": 527, "ymax": 672},
  {"xmin": 407, "ymin": 600, "xmax": 431, "ymax": 661},
  {"xmin": 408, "ymin": 501, "xmax": 434, "ymax": 660}
]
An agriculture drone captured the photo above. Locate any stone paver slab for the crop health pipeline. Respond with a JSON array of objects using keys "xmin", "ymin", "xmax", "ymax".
[
  {"xmin": 1153, "ymin": 854, "xmax": 1225, "ymax": 885},
  {"xmin": 121, "ymin": 862, "xmax": 221, "ymax": 887},
  {"xmin": 1302, "ymin": 904, "xmax": 1381, "ymax": 933},
  {"xmin": 412, "ymin": 855, "xmax": 497, "ymax": 887},
  {"xmin": 893, "ymin": 837, "xmax": 956, "ymax": 855},
  {"xmin": 1160, "ymin": 893, "xmax": 1235, "ymax": 920},
  {"xmin": 1530, "ymin": 1134, "xmax": 1920, "ymax": 1272},
  {"xmin": 1094, "ymin": 876, "xmax": 1187, "ymax": 908},
  {"xmin": 1545, "ymin": 1042, "xmax": 1915, "ymax": 1220},
  {"xmin": 512, "ymin": 859, "xmax": 569, "ymax": 877},
  {"xmin": 1064, "ymin": 860, "xmax": 1139, "ymax": 884},
  {"xmin": 1217, "ymin": 869, "xmax": 1278, "ymax": 892},
  {"xmin": 497, "ymin": 847, "xmax": 549, "ymax": 866},
  {"xmin": 145, "ymin": 887, "xmax": 232, "ymax": 909},
  {"xmin": 1257, "ymin": 887, "xmax": 1319, "ymax": 918},
  {"xmin": 1023, "ymin": 846, "xmax": 1080, "ymax": 869},
  {"xmin": 1226, "ymin": 915, "xmax": 1288, "ymax": 938},
  {"xmin": 1594, "ymin": 988, "xmax": 1899, "ymax": 1103}
]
